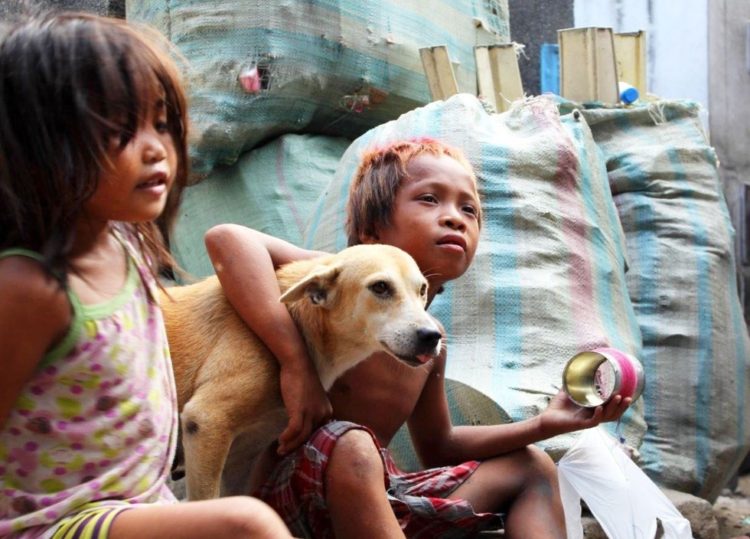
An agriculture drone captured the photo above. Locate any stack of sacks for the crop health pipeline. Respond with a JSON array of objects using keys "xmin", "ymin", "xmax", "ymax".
[
  {"xmin": 127, "ymin": 1, "xmax": 510, "ymax": 179},
  {"xmin": 571, "ymin": 101, "xmax": 750, "ymax": 502},
  {"xmin": 171, "ymin": 134, "xmax": 350, "ymax": 278},
  {"xmin": 305, "ymin": 94, "xmax": 646, "ymax": 466}
]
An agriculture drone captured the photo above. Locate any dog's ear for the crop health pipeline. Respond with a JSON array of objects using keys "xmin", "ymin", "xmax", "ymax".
[{"xmin": 280, "ymin": 265, "xmax": 341, "ymax": 307}]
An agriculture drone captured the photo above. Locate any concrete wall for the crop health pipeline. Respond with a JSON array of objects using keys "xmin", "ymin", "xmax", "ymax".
[
  {"xmin": 709, "ymin": 1, "xmax": 750, "ymax": 323},
  {"xmin": 574, "ymin": 0, "xmax": 748, "ymax": 324},
  {"xmin": 507, "ymin": 0, "xmax": 574, "ymax": 95},
  {"xmin": 574, "ymin": 0, "xmax": 709, "ymax": 109},
  {"xmin": 507, "ymin": 0, "xmax": 711, "ymax": 111}
]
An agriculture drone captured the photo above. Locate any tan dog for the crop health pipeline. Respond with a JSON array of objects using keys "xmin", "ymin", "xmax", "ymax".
[{"xmin": 161, "ymin": 244, "xmax": 442, "ymax": 500}]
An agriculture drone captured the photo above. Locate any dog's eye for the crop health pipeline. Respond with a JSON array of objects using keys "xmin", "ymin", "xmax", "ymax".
[
  {"xmin": 419, "ymin": 283, "xmax": 427, "ymax": 297},
  {"xmin": 369, "ymin": 280, "xmax": 392, "ymax": 298}
]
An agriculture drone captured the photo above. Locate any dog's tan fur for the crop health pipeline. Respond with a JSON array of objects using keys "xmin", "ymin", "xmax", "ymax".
[{"xmin": 161, "ymin": 244, "xmax": 442, "ymax": 500}]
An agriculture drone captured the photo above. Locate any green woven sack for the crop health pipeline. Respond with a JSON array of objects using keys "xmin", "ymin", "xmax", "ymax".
[
  {"xmin": 578, "ymin": 101, "xmax": 750, "ymax": 502},
  {"xmin": 127, "ymin": 0, "xmax": 510, "ymax": 179},
  {"xmin": 171, "ymin": 134, "xmax": 349, "ymax": 278}
]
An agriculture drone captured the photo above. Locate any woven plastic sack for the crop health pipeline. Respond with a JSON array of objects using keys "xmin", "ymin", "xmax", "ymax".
[
  {"xmin": 171, "ymin": 134, "xmax": 349, "ymax": 278},
  {"xmin": 305, "ymin": 94, "xmax": 646, "ymax": 458},
  {"xmin": 576, "ymin": 101, "xmax": 750, "ymax": 502},
  {"xmin": 127, "ymin": 1, "xmax": 509, "ymax": 180}
]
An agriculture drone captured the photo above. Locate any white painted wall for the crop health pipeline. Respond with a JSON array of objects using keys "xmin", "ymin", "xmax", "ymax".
[{"xmin": 574, "ymin": 0, "xmax": 709, "ymax": 110}]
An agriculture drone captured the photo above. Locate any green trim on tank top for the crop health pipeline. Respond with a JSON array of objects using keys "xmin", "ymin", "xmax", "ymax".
[{"xmin": 0, "ymin": 243, "xmax": 139, "ymax": 369}]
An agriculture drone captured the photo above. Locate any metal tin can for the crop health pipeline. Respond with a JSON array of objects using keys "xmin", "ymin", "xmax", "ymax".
[{"xmin": 562, "ymin": 347, "xmax": 645, "ymax": 407}]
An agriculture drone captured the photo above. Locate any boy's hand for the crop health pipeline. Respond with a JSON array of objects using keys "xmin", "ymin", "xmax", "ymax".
[
  {"xmin": 278, "ymin": 363, "xmax": 332, "ymax": 455},
  {"xmin": 540, "ymin": 390, "xmax": 631, "ymax": 437}
]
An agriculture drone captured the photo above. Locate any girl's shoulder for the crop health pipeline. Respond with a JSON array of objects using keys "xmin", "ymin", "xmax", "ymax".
[
  {"xmin": 0, "ymin": 251, "xmax": 65, "ymax": 307},
  {"xmin": 0, "ymin": 252, "xmax": 71, "ymax": 357}
]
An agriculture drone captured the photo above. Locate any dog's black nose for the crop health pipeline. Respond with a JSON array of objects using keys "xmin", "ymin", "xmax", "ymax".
[{"xmin": 416, "ymin": 328, "xmax": 441, "ymax": 352}]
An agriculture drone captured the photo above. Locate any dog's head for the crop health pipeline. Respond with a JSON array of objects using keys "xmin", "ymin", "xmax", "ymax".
[{"xmin": 278, "ymin": 244, "xmax": 442, "ymax": 387}]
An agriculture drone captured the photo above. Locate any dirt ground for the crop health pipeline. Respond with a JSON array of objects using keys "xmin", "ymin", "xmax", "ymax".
[{"xmin": 714, "ymin": 474, "xmax": 750, "ymax": 538}]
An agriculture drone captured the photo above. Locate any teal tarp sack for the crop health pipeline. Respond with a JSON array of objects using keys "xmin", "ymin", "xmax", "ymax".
[
  {"xmin": 171, "ymin": 134, "xmax": 350, "ymax": 278},
  {"xmin": 305, "ymin": 94, "xmax": 646, "ymax": 462},
  {"xmin": 127, "ymin": 1, "xmax": 510, "ymax": 180},
  {"xmin": 577, "ymin": 101, "xmax": 750, "ymax": 502}
]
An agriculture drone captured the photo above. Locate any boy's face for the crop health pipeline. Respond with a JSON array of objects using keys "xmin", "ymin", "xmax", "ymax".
[{"xmin": 361, "ymin": 153, "xmax": 480, "ymax": 294}]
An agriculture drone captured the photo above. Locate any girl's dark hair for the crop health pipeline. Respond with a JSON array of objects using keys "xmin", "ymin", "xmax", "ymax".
[{"xmin": 0, "ymin": 12, "xmax": 188, "ymax": 282}]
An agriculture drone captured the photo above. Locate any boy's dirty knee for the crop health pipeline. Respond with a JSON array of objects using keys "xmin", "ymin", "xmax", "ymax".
[
  {"xmin": 520, "ymin": 446, "xmax": 558, "ymax": 485},
  {"xmin": 327, "ymin": 429, "xmax": 383, "ymax": 486}
]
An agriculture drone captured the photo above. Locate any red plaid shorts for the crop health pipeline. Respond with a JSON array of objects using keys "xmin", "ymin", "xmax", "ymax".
[{"xmin": 254, "ymin": 420, "xmax": 503, "ymax": 538}]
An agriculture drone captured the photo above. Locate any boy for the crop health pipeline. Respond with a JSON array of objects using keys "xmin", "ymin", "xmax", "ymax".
[{"xmin": 205, "ymin": 140, "xmax": 631, "ymax": 538}]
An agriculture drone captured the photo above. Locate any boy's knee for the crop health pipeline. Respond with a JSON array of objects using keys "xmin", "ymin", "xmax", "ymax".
[
  {"xmin": 522, "ymin": 445, "xmax": 558, "ymax": 485},
  {"xmin": 327, "ymin": 429, "xmax": 383, "ymax": 484}
]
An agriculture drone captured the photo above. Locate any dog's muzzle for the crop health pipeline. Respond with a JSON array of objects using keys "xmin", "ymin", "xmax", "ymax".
[{"xmin": 415, "ymin": 327, "xmax": 442, "ymax": 356}]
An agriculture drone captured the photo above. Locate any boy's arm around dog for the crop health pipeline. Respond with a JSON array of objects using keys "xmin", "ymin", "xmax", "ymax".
[
  {"xmin": 407, "ymin": 341, "xmax": 632, "ymax": 468},
  {"xmin": 205, "ymin": 224, "xmax": 332, "ymax": 454}
]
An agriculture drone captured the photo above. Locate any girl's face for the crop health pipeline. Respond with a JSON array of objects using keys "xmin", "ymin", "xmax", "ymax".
[
  {"xmin": 363, "ymin": 153, "xmax": 481, "ymax": 295},
  {"xmin": 82, "ymin": 99, "xmax": 177, "ymax": 226}
]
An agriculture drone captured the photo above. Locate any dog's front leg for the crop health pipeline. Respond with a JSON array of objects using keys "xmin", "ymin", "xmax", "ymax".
[{"xmin": 180, "ymin": 390, "xmax": 235, "ymax": 501}]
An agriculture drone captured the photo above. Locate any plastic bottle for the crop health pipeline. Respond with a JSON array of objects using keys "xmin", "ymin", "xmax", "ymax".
[{"xmin": 618, "ymin": 82, "xmax": 639, "ymax": 104}]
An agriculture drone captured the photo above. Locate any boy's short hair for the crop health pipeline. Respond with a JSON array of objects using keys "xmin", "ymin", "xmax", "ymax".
[{"xmin": 345, "ymin": 138, "xmax": 480, "ymax": 246}]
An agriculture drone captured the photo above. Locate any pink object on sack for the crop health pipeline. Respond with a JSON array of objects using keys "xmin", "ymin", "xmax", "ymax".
[{"xmin": 239, "ymin": 66, "xmax": 261, "ymax": 93}]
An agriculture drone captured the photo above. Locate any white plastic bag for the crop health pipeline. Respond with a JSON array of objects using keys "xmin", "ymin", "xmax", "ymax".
[{"xmin": 557, "ymin": 427, "xmax": 693, "ymax": 539}]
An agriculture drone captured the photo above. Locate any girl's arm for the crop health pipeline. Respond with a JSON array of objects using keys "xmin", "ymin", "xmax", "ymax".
[
  {"xmin": 0, "ymin": 258, "xmax": 70, "ymax": 429},
  {"xmin": 407, "ymin": 348, "xmax": 630, "ymax": 467},
  {"xmin": 204, "ymin": 224, "xmax": 332, "ymax": 454}
]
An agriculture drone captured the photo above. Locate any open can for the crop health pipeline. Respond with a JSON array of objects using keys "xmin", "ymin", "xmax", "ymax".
[{"xmin": 562, "ymin": 347, "xmax": 645, "ymax": 407}]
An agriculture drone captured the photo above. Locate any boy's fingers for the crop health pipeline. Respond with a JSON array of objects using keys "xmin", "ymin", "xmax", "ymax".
[
  {"xmin": 602, "ymin": 398, "xmax": 618, "ymax": 421},
  {"xmin": 277, "ymin": 429, "xmax": 295, "ymax": 454},
  {"xmin": 582, "ymin": 405, "xmax": 603, "ymax": 426},
  {"xmin": 278, "ymin": 404, "xmax": 331, "ymax": 454},
  {"xmin": 278, "ymin": 429, "xmax": 304, "ymax": 455},
  {"xmin": 600, "ymin": 395, "xmax": 631, "ymax": 421},
  {"xmin": 278, "ymin": 415, "xmax": 305, "ymax": 454},
  {"xmin": 614, "ymin": 396, "xmax": 632, "ymax": 419}
]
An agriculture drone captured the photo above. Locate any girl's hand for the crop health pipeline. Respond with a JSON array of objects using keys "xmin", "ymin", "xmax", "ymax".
[
  {"xmin": 277, "ymin": 363, "xmax": 332, "ymax": 454},
  {"xmin": 539, "ymin": 390, "xmax": 631, "ymax": 437}
]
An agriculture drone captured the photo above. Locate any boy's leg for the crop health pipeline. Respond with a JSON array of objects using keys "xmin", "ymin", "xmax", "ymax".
[
  {"xmin": 448, "ymin": 445, "xmax": 565, "ymax": 539},
  {"xmin": 325, "ymin": 429, "xmax": 405, "ymax": 539},
  {"xmin": 255, "ymin": 420, "xmax": 402, "ymax": 538},
  {"xmin": 108, "ymin": 496, "xmax": 291, "ymax": 539}
]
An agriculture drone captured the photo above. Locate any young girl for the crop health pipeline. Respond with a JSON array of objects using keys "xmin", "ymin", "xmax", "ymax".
[{"xmin": 0, "ymin": 13, "xmax": 290, "ymax": 539}]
